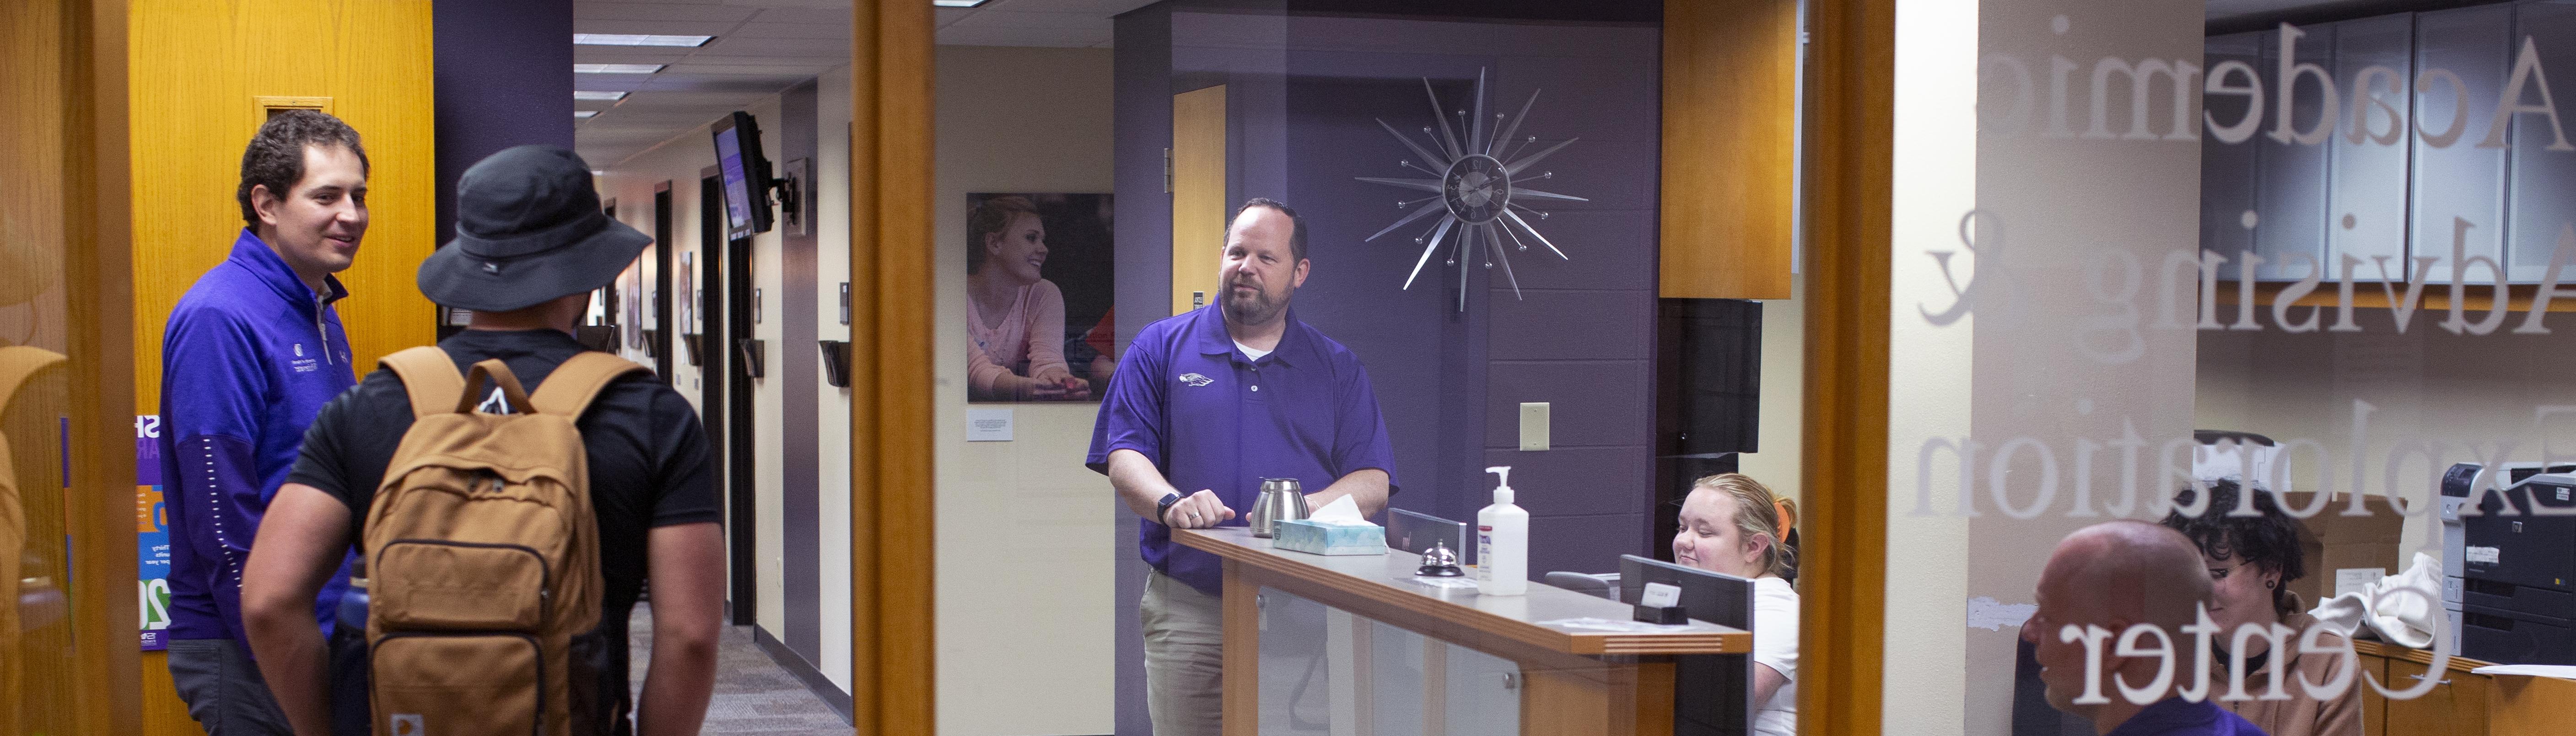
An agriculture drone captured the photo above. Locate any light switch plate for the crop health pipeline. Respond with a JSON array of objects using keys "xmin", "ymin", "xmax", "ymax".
[{"xmin": 1520, "ymin": 402, "xmax": 1550, "ymax": 451}]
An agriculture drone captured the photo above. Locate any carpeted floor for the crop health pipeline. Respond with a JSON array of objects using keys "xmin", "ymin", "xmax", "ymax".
[{"xmin": 629, "ymin": 606, "xmax": 851, "ymax": 735}]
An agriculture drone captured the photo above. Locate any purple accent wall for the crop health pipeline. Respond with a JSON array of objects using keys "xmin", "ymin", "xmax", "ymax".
[
  {"xmin": 1267, "ymin": 19, "xmax": 1664, "ymax": 577},
  {"xmin": 1110, "ymin": 6, "xmax": 1173, "ymax": 735},
  {"xmin": 1111, "ymin": 9, "xmax": 1657, "ymax": 735},
  {"xmin": 434, "ymin": 0, "xmax": 574, "ymax": 242}
]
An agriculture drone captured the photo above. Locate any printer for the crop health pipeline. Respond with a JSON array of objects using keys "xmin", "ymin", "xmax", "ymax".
[
  {"xmin": 2460, "ymin": 471, "xmax": 2576, "ymax": 665},
  {"xmin": 2442, "ymin": 462, "xmax": 2576, "ymax": 654}
]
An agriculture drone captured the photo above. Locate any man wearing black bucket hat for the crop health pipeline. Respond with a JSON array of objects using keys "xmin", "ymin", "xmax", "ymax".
[{"xmin": 241, "ymin": 145, "xmax": 724, "ymax": 736}]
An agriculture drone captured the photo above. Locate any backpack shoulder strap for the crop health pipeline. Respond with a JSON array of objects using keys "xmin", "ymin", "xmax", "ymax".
[
  {"xmin": 380, "ymin": 347, "xmax": 465, "ymax": 419},
  {"xmin": 528, "ymin": 352, "xmax": 647, "ymax": 418},
  {"xmin": 0, "ymin": 347, "xmax": 65, "ymax": 411}
]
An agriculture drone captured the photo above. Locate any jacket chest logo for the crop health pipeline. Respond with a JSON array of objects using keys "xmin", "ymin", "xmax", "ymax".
[{"xmin": 289, "ymin": 343, "xmax": 319, "ymax": 373}]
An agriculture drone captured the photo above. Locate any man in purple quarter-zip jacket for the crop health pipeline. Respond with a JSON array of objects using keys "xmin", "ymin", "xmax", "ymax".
[{"xmin": 159, "ymin": 110, "xmax": 370, "ymax": 736}]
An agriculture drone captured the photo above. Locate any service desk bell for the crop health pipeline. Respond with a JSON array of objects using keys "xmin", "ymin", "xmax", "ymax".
[{"xmin": 1416, "ymin": 540, "xmax": 1465, "ymax": 577}]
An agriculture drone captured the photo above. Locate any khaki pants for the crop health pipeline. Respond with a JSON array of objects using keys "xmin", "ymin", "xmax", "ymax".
[{"xmin": 1141, "ymin": 569, "xmax": 1224, "ymax": 736}]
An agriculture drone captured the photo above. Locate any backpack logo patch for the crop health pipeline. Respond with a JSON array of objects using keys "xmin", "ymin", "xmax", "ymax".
[
  {"xmin": 476, "ymin": 386, "xmax": 518, "ymax": 415},
  {"xmin": 390, "ymin": 714, "xmax": 423, "ymax": 736}
]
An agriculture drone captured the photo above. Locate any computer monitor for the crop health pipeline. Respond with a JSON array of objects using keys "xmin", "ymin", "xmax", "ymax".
[
  {"xmin": 1388, "ymin": 508, "xmax": 1468, "ymax": 565},
  {"xmin": 1621, "ymin": 554, "xmax": 1754, "ymax": 736},
  {"xmin": 710, "ymin": 111, "xmax": 774, "ymax": 240}
]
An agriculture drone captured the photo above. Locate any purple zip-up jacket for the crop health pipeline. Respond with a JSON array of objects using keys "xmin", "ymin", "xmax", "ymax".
[{"xmin": 159, "ymin": 230, "xmax": 358, "ymax": 643}]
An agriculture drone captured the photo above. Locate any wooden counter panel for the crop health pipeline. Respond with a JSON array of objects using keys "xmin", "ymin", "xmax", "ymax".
[
  {"xmin": 1177, "ymin": 527, "xmax": 1749, "ymax": 663},
  {"xmin": 2385, "ymin": 658, "xmax": 2488, "ymax": 736},
  {"xmin": 2487, "ymin": 672, "xmax": 2576, "ymax": 736}
]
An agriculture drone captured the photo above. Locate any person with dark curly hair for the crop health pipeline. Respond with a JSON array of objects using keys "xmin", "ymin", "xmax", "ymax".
[{"xmin": 2160, "ymin": 479, "xmax": 2361, "ymax": 736}]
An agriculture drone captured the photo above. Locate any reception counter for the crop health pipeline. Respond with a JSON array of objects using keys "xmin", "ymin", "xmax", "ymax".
[{"xmin": 1176, "ymin": 526, "xmax": 1751, "ymax": 736}]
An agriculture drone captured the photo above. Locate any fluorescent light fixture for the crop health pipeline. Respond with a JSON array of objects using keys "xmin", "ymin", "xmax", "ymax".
[
  {"xmin": 574, "ymin": 64, "xmax": 664, "ymax": 75},
  {"xmin": 573, "ymin": 91, "xmax": 628, "ymax": 101},
  {"xmin": 574, "ymin": 33, "xmax": 712, "ymax": 47},
  {"xmin": 575, "ymin": 111, "xmax": 598, "ymax": 119},
  {"xmin": 932, "ymin": 0, "xmax": 992, "ymax": 6}
]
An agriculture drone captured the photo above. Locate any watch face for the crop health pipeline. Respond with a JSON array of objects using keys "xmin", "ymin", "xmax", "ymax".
[{"xmin": 1442, "ymin": 154, "xmax": 1510, "ymax": 224}]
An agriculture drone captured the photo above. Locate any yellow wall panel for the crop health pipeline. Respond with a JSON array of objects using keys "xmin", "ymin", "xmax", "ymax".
[
  {"xmin": 128, "ymin": 2, "xmax": 434, "ymax": 734},
  {"xmin": 1171, "ymin": 85, "xmax": 1226, "ymax": 315}
]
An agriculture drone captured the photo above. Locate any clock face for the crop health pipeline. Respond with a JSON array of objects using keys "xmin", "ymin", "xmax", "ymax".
[
  {"xmin": 1443, "ymin": 154, "xmax": 1510, "ymax": 225},
  {"xmin": 1355, "ymin": 68, "xmax": 1591, "ymax": 310}
]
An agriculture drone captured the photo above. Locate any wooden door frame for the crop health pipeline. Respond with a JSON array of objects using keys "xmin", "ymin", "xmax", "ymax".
[
  {"xmin": 848, "ymin": 1, "xmax": 934, "ymax": 733},
  {"xmin": 1795, "ymin": 0, "xmax": 1893, "ymax": 735},
  {"xmin": 41, "ymin": 0, "xmax": 141, "ymax": 732}
]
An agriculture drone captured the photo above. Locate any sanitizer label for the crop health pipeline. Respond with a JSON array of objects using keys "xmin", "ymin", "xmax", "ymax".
[{"xmin": 1477, "ymin": 527, "xmax": 1494, "ymax": 580}]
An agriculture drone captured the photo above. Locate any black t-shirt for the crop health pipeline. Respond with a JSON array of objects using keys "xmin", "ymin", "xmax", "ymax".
[{"xmin": 286, "ymin": 328, "xmax": 718, "ymax": 726}]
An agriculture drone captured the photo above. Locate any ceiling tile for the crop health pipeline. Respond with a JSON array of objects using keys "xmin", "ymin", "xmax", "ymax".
[
  {"xmin": 989, "ymin": 0, "xmax": 1160, "ymax": 14},
  {"xmin": 574, "ymin": 48, "xmax": 695, "ymax": 64},
  {"xmin": 948, "ymin": 10, "xmax": 1107, "ymax": 30},
  {"xmin": 571, "ymin": 19, "xmax": 725, "ymax": 36},
  {"xmin": 937, "ymin": 24, "xmax": 1111, "ymax": 48},
  {"xmin": 739, "ymin": 7, "xmax": 852, "ymax": 25},
  {"xmin": 698, "ymin": 35, "xmax": 849, "ymax": 56},
  {"xmin": 573, "ymin": 1, "xmax": 759, "ymax": 23},
  {"xmin": 731, "ymin": 21, "xmax": 857, "ymax": 39}
]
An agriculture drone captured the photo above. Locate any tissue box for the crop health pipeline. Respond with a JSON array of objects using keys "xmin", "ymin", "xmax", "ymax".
[{"xmin": 1274, "ymin": 519, "xmax": 1387, "ymax": 555}]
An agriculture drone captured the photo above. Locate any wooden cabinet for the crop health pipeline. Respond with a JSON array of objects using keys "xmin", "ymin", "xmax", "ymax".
[
  {"xmin": 2385, "ymin": 658, "xmax": 2489, "ymax": 736},
  {"xmin": 2358, "ymin": 650, "xmax": 2388, "ymax": 736}
]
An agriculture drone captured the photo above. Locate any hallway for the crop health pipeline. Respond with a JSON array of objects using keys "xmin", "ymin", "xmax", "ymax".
[{"xmin": 629, "ymin": 607, "xmax": 850, "ymax": 735}]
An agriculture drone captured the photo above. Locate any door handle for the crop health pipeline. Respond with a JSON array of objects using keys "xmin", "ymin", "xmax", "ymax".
[{"xmin": 2406, "ymin": 673, "xmax": 2452, "ymax": 686}]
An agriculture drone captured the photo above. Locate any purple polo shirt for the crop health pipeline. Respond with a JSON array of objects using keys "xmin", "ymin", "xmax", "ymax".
[
  {"xmin": 1087, "ymin": 305, "xmax": 1400, "ymax": 594},
  {"xmin": 2107, "ymin": 698, "xmax": 2269, "ymax": 736}
]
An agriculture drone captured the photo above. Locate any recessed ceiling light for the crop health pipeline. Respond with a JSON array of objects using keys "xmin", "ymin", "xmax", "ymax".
[
  {"xmin": 575, "ymin": 111, "xmax": 598, "ymax": 119},
  {"xmin": 574, "ymin": 33, "xmax": 713, "ymax": 47},
  {"xmin": 574, "ymin": 91, "xmax": 628, "ymax": 101},
  {"xmin": 575, "ymin": 64, "xmax": 664, "ymax": 75},
  {"xmin": 932, "ymin": 0, "xmax": 992, "ymax": 6}
]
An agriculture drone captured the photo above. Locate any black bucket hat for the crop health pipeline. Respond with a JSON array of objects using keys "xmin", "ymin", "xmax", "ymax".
[{"xmin": 418, "ymin": 145, "xmax": 651, "ymax": 312}]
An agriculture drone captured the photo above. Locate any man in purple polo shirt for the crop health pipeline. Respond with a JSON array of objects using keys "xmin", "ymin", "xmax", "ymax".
[
  {"xmin": 1089, "ymin": 198, "xmax": 1398, "ymax": 736},
  {"xmin": 2023, "ymin": 521, "xmax": 2269, "ymax": 736}
]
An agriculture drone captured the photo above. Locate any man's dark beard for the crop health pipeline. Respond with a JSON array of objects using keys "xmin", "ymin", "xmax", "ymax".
[{"xmin": 1223, "ymin": 285, "xmax": 1288, "ymax": 324}]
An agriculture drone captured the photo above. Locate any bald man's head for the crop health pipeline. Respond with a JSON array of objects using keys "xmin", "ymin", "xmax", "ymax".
[
  {"xmin": 2040, "ymin": 520, "xmax": 2213, "ymax": 632},
  {"xmin": 2023, "ymin": 521, "xmax": 2216, "ymax": 717},
  {"xmin": 2040, "ymin": 517, "xmax": 2226, "ymax": 633}
]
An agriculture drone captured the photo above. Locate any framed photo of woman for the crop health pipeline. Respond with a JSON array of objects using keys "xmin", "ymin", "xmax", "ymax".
[{"xmin": 965, "ymin": 192, "xmax": 1115, "ymax": 403}]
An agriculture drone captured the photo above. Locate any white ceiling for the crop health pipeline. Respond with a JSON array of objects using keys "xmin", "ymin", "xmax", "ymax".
[{"xmin": 576, "ymin": 0, "xmax": 1153, "ymax": 167}]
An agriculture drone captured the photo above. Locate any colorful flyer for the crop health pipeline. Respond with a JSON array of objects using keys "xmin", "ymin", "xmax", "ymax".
[{"xmin": 136, "ymin": 414, "xmax": 168, "ymax": 650}]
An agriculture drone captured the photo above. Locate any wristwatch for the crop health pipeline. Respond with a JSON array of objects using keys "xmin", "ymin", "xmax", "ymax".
[{"xmin": 1155, "ymin": 491, "xmax": 1184, "ymax": 525}]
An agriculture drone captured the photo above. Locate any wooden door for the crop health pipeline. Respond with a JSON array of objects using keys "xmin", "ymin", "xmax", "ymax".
[{"xmin": 1171, "ymin": 85, "xmax": 1227, "ymax": 315}]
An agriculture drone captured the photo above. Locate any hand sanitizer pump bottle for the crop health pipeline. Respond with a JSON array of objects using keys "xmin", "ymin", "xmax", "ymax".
[{"xmin": 1477, "ymin": 466, "xmax": 1530, "ymax": 596}]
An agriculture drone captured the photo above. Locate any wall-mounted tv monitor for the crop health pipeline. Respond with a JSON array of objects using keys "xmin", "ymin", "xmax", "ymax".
[{"xmin": 711, "ymin": 111, "xmax": 774, "ymax": 240}]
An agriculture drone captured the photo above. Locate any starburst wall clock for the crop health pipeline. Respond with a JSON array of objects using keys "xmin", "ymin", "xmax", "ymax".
[{"xmin": 1357, "ymin": 68, "xmax": 1588, "ymax": 311}]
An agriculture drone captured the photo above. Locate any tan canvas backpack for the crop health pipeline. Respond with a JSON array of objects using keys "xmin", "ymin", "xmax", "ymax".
[{"xmin": 362, "ymin": 347, "xmax": 641, "ymax": 736}]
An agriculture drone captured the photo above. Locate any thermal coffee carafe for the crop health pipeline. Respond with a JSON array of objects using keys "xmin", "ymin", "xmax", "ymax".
[{"xmin": 1250, "ymin": 477, "xmax": 1310, "ymax": 537}]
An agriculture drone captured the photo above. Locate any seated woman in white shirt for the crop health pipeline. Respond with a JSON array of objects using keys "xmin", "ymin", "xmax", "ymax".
[{"xmin": 1671, "ymin": 473, "xmax": 1798, "ymax": 736}]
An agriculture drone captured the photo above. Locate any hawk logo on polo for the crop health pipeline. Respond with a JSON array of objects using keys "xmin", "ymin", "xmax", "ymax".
[{"xmin": 1178, "ymin": 372, "xmax": 1214, "ymax": 387}]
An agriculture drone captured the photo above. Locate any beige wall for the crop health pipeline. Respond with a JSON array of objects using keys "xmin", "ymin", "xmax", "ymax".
[
  {"xmin": 2197, "ymin": 323, "xmax": 2576, "ymax": 558},
  {"xmin": 932, "ymin": 45, "xmax": 1118, "ymax": 736},
  {"xmin": 598, "ymin": 94, "xmax": 790, "ymax": 638}
]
